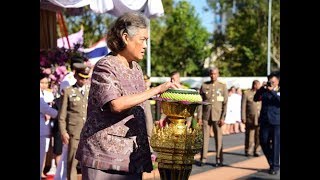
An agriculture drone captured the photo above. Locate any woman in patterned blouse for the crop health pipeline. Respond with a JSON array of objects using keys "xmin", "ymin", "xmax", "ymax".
[{"xmin": 76, "ymin": 12, "xmax": 178, "ymax": 180}]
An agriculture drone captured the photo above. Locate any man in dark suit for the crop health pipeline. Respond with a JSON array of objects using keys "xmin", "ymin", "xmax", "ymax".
[
  {"xmin": 58, "ymin": 66, "xmax": 91, "ymax": 180},
  {"xmin": 242, "ymin": 80, "xmax": 262, "ymax": 157},
  {"xmin": 254, "ymin": 71, "xmax": 280, "ymax": 175},
  {"xmin": 198, "ymin": 67, "xmax": 228, "ymax": 166}
]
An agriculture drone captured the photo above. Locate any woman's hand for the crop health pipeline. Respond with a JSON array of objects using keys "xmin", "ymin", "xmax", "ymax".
[
  {"xmin": 157, "ymin": 82, "xmax": 180, "ymax": 94},
  {"xmin": 156, "ymin": 118, "xmax": 168, "ymax": 128}
]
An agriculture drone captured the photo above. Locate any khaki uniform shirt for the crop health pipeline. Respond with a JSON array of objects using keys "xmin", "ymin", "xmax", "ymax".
[
  {"xmin": 241, "ymin": 90, "xmax": 261, "ymax": 126},
  {"xmin": 58, "ymin": 84, "xmax": 89, "ymax": 140},
  {"xmin": 198, "ymin": 81, "xmax": 228, "ymax": 121}
]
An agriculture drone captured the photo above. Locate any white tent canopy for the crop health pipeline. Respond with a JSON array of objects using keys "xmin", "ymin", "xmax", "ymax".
[
  {"xmin": 46, "ymin": 0, "xmax": 90, "ymax": 8},
  {"xmin": 42, "ymin": 0, "xmax": 164, "ymax": 18}
]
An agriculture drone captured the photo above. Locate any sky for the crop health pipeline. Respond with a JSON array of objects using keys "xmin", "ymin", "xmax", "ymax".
[{"xmin": 186, "ymin": 0, "xmax": 215, "ymax": 33}]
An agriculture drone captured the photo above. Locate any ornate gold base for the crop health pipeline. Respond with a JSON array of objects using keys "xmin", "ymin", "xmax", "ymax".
[
  {"xmin": 158, "ymin": 166, "xmax": 192, "ymax": 180},
  {"xmin": 150, "ymin": 101, "xmax": 203, "ymax": 180}
]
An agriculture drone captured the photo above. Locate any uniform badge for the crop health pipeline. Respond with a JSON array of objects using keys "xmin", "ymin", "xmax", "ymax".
[
  {"xmin": 217, "ymin": 96, "xmax": 224, "ymax": 102},
  {"xmin": 70, "ymin": 94, "xmax": 77, "ymax": 98},
  {"xmin": 216, "ymin": 89, "xmax": 222, "ymax": 96},
  {"xmin": 75, "ymin": 96, "xmax": 81, "ymax": 101}
]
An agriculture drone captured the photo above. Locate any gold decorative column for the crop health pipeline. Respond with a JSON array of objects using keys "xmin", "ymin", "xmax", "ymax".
[{"xmin": 150, "ymin": 101, "xmax": 203, "ymax": 180}]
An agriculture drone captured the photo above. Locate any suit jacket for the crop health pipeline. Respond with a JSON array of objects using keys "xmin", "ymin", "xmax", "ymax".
[
  {"xmin": 198, "ymin": 80, "xmax": 228, "ymax": 121},
  {"xmin": 241, "ymin": 90, "xmax": 261, "ymax": 126},
  {"xmin": 254, "ymin": 87, "xmax": 280, "ymax": 125},
  {"xmin": 58, "ymin": 84, "xmax": 90, "ymax": 140}
]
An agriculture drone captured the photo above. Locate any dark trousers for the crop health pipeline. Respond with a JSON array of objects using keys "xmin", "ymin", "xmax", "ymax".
[{"xmin": 259, "ymin": 123, "xmax": 280, "ymax": 171}]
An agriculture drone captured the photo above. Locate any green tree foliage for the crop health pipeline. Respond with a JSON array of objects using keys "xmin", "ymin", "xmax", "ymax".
[
  {"xmin": 61, "ymin": 1, "xmax": 210, "ymax": 77},
  {"xmin": 138, "ymin": 0, "xmax": 174, "ymax": 75},
  {"xmin": 149, "ymin": 0, "xmax": 210, "ymax": 77},
  {"xmin": 207, "ymin": 0, "xmax": 280, "ymax": 76},
  {"xmin": 62, "ymin": 6, "xmax": 115, "ymax": 47}
]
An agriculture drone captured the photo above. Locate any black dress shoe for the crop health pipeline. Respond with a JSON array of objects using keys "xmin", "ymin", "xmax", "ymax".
[
  {"xmin": 254, "ymin": 152, "xmax": 261, "ymax": 157},
  {"xmin": 215, "ymin": 159, "xmax": 224, "ymax": 167},
  {"xmin": 199, "ymin": 159, "xmax": 206, "ymax": 166},
  {"xmin": 215, "ymin": 162, "xmax": 224, "ymax": 167},
  {"xmin": 268, "ymin": 169, "xmax": 278, "ymax": 175}
]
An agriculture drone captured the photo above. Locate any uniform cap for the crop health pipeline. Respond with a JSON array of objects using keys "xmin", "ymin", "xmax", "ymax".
[
  {"xmin": 73, "ymin": 63, "xmax": 86, "ymax": 70},
  {"xmin": 71, "ymin": 55, "xmax": 84, "ymax": 64},
  {"xmin": 77, "ymin": 66, "xmax": 91, "ymax": 79}
]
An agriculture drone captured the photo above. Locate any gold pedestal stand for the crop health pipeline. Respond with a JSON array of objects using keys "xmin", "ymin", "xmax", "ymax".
[{"xmin": 150, "ymin": 101, "xmax": 203, "ymax": 180}]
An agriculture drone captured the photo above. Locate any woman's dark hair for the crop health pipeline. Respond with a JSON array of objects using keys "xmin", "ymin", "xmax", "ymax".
[
  {"xmin": 40, "ymin": 72, "xmax": 49, "ymax": 81},
  {"xmin": 228, "ymin": 86, "xmax": 236, "ymax": 92},
  {"xmin": 107, "ymin": 12, "xmax": 149, "ymax": 54}
]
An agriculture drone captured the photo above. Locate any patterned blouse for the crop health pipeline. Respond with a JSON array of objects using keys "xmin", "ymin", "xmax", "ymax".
[{"xmin": 75, "ymin": 55, "xmax": 153, "ymax": 173}]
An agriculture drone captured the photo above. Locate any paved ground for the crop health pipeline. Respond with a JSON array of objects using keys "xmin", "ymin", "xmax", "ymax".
[
  {"xmin": 143, "ymin": 133, "xmax": 280, "ymax": 180},
  {"xmin": 44, "ymin": 133, "xmax": 280, "ymax": 180}
]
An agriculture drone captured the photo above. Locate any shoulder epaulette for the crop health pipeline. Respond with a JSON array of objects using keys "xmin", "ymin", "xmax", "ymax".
[
  {"xmin": 218, "ymin": 80, "xmax": 226, "ymax": 84},
  {"xmin": 65, "ymin": 86, "xmax": 73, "ymax": 91}
]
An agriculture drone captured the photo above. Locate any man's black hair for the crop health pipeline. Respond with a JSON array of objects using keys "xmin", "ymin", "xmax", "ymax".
[{"xmin": 267, "ymin": 71, "xmax": 280, "ymax": 80}]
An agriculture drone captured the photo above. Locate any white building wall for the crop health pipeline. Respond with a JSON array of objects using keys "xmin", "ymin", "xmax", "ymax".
[{"xmin": 150, "ymin": 77, "xmax": 268, "ymax": 90}]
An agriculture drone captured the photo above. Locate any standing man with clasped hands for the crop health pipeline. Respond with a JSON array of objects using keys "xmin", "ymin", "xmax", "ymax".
[
  {"xmin": 241, "ymin": 80, "xmax": 262, "ymax": 157},
  {"xmin": 198, "ymin": 67, "xmax": 228, "ymax": 167}
]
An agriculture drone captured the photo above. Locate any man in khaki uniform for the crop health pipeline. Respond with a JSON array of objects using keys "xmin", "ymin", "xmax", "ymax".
[
  {"xmin": 241, "ymin": 80, "xmax": 262, "ymax": 157},
  {"xmin": 58, "ymin": 66, "xmax": 90, "ymax": 180},
  {"xmin": 198, "ymin": 67, "xmax": 228, "ymax": 166}
]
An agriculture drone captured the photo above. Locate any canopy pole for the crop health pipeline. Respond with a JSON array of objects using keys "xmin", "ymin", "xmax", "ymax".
[
  {"xmin": 267, "ymin": 0, "xmax": 272, "ymax": 75},
  {"xmin": 147, "ymin": 20, "xmax": 151, "ymax": 77}
]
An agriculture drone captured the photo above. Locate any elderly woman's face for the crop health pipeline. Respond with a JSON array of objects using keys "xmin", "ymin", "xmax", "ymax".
[{"xmin": 126, "ymin": 28, "xmax": 148, "ymax": 61}]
